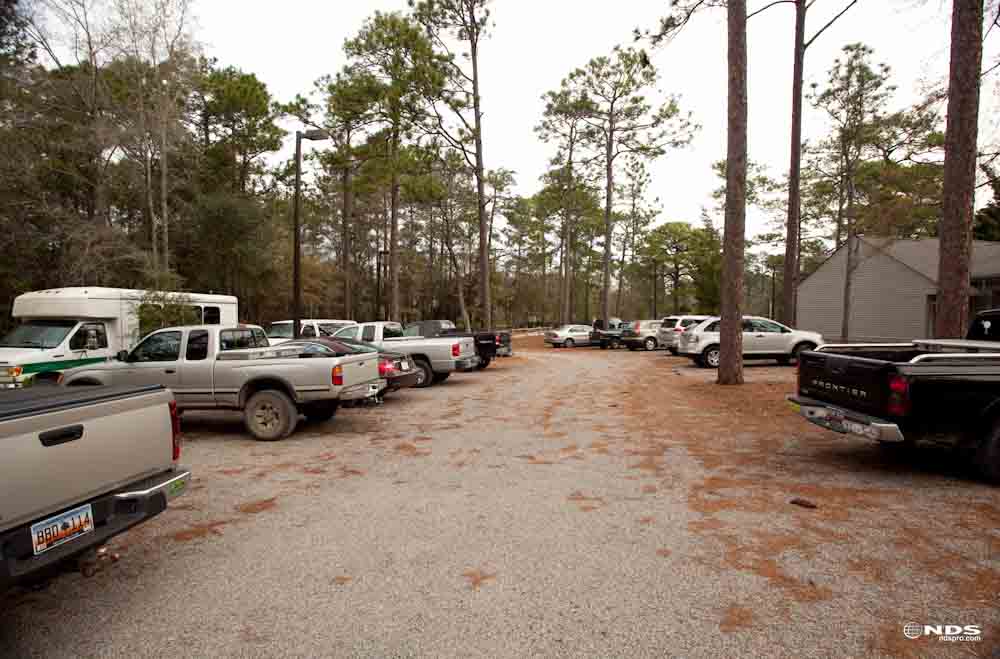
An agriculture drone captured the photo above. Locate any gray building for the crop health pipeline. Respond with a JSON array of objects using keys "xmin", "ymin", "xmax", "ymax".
[{"xmin": 796, "ymin": 237, "xmax": 1000, "ymax": 342}]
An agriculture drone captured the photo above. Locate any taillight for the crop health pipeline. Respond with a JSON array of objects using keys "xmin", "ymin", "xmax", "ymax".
[
  {"xmin": 379, "ymin": 359, "xmax": 393, "ymax": 377},
  {"xmin": 495, "ymin": 334, "xmax": 501, "ymax": 346},
  {"xmin": 169, "ymin": 399, "xmax": 181, "ymax": 461},
  {"xmin": 887, "ymin": 373, "xmax": 910, "ymax": 416},
  {"xmin": 674, "ymin": 327, "xmax": 684, "ymax": 332},
  {"xmin": 332, "ymin": 365, "xmax": 344, "ymax": 386},
  {"xmin": 452, "ymin": 343, "xmax": 460, "ymax": 357}
]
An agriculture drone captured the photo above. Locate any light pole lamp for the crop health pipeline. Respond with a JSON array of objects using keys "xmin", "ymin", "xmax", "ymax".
[{"xmin": 292, "ymin": 128, "xmax": 330, "ymax": 338}]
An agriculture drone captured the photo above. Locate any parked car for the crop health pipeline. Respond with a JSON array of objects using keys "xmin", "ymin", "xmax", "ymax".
[
  {"xmin": 678, "ymin": 316, "xmax": 823, "ymax": 368},
  {"xmin": 282, "ymin": 337, "xmax": 420, "ymax": 399},
  {"xmin": 787, "ymin": 308, "xmax": 1000, "ymax": 481},
  {"xmin": 61, "ymin": 325, "xmax": 383, "ymax": 440},
  {"xmin": 590, "ymin": 318, "xmax": 628, "ymax": 349},
  {"xmin": 404, "ymin": 319, "xmax": 510, "ymax": 370},
  {"xmin": 621, "ymin": 319, "xmax": 665, "ymax": 351},
  {"xmin": 544, "ymin": 324, "xmax": 593, "ymax": 348},
  {"xmin": 657, "ymin": 315, "xmax": 711, "ymax": 355},
  {"xmin": 331, "ymin": 321, "xmax": 478, "ymax": 387},
  {"xmin": 265, "ymin": 319, "xmax": 355, "ymax": 346},
  {"xmin": 0, "ymin": 384, "xmax": 190, "ymax": 590},
  {"xmin": 0, "ymin": 287, "xmax": 237, "ymax": 388}
]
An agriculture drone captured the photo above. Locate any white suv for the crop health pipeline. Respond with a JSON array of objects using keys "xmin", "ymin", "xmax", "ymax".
[
  {"xmin": 657, "ymin": 315, "xmax": 711, "ymax": 355},
  {"xmin": 677, "ymin": 316, "xmax": 823, "ymax": 368}
]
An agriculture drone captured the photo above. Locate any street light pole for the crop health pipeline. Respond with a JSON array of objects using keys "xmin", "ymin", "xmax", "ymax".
[{"xmin": 292, "ymin": 128, "xmax": 330, "ymax": 339}]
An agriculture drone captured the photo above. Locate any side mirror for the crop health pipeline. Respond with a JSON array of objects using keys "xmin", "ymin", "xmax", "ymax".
[
  {"xmin": 85, "ymin": 330, "xmax": 99, "ymax": 351},
  {"xmin": 116, "ymin": 350, "xmax": 129, "ymax": 362}
]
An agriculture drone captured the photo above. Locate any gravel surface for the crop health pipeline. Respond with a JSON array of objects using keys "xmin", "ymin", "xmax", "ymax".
[{"xmin": 2, "ymin": 340, "xmax": 999, "ymax": 658}]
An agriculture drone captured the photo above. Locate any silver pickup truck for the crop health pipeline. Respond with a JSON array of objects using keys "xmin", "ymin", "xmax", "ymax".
[
  {"xmin": 61, "ymin": 325, "xmax": 383, "ymax": 440},
  {"xmin": 332, "ymin": 321, "xmax": 478, "ymax": 387},
  {"xmin": 0, "ymin": 385, "xmax": 190, "ymax": 590}
]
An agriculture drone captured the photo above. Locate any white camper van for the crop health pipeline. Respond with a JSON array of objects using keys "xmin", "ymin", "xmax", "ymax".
[{"xmin": 0, "ymin": 287, "xmax": 238, "ymax": 387}]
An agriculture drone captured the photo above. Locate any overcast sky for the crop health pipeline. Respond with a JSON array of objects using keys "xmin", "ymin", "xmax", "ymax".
[{"xmin": 196, "ymin": 0, "xmax": 998, "ymax": 247}]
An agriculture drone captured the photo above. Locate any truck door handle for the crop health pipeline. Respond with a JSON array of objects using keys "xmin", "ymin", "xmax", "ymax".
[
  {"xmin": 39, "ymin": 424, "xmax": 84, "ymax": 447},
  {"xmin": 51, "ymin": 354, "xmax": 64, "ymax": 358},
  {"xmin": 164, "ymin": 369, "xmax": 176, "ymax": 374}
]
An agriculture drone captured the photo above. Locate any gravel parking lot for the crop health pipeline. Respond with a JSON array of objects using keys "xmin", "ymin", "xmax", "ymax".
[{"xmin": 3, "ymin": 337, "xmax": 999, "ymax": 658}]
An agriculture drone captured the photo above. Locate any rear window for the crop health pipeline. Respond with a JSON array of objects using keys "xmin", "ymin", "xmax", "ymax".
[
  {"xmin": 382, "ymin": 323, "xmax": 404, "ymax": 339},
  {"xmin": 662, "ymin": 317, "xmax": 679, "ymax": 326},
  {"xmin": 220, "ymin": 328, "xmax": 263, "ymax": 351},
  {"xmin": 968, "ymin": 313, "xmax": 1000, "ymax": 341},
  {"xmin": 681, "ymin": 318, "xmax": 701, "ymax": 328}
]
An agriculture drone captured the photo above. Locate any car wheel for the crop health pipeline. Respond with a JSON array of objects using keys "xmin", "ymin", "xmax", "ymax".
[
  {"xmin": 245, "ymin": 390, "xmax": 298, "ymax": 441},
  {"xmin": 644, "ymin": 337, "xmax": 657, "ymax": 351},
  {"xmin": 702, "ymin": 345, "xmax": 721, "ymax": 369},
  {"xmin": 433, "ymin": 372, "xmax": 451, "ymax": 384},
  {"xmin": 564, "ymin": 338, "xmax": 575, "ymax": 348},
  {"xmin": 976, "ymin": 419, "xmax": 1000, "ymax": 483},
  {"xmin": 476, "ymin": 356, "xmax": 492, "ymax": 370},
  {"xmin": 610, "ymin": 338, "xmax": 621, "ymax": 350},
  {"xmin": 304, "ymin": 401, "xmax": 338, "ymax": 423},
  {"xmin": 789, "ymin": 342, "xmax": 816, "ymax": 365},
  {"xmin": 413, "ymin": 359, "xmax": 434, "ymax": 388}
]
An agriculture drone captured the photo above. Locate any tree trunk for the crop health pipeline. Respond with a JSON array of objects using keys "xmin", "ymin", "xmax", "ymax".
[
  {"xmin": 840, "ymin": 175, "xmax": 857, "ymax": 342},
  {"xmin": 601, "ymin": 122, "xmax": 615, "ymax": 322},
  {"xmin": 160, "ymin": 113, "xmax": 169, "ymax": 273},
  {"xmin": 718, "ymin": 0, "xmax": 747, "ymax": 386},
  {"xmin": 936, "ymin": 0, "xmax": 983, "ymax": 338},
  {"xmin": 467, "ymin": 24, "xmax": 491, "ymax": 329},
  {"xmin": 389, "ymin": 129, "xmax": 401, "ymax": 321},
  {"xmin": 342, "ymin": 158, "xmax": 354, "ymax": 318},
  {"xmin": 781, "ymin": 0, "xmax": 806, "ymax": 328},
  {"xmin": 672, "ymin": 262, "xmax": 681, "ymax": 313},
  {"xmin": 145, "ymin": 148, "xmax": 158, "ymax": 276}
]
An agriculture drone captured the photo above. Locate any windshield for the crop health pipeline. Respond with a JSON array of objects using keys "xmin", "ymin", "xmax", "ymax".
[
  {"xmin": 0, "ymin": 320, "xmax": 77, "ymax": 349},
  {"xmin": 336, "ymin": 338, "xmax": 379, "ymax": 353},
  {"xmin": 267, "ymin": 323, "xmax": 293, "ymax": 339},
  {"xmin": 319, "ymin": 323, "xmax": 353, "ymax": 336}
]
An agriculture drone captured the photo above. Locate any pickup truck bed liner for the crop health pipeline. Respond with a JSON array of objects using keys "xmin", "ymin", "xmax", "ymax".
[{"xmin": 0, "ymin": 385, "xmax": 164, "ymax": 422}]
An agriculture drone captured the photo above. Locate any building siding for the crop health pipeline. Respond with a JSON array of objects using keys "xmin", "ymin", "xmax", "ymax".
[{"xmin": 797, "ymin": 240, "xmax": 935, "ymax": 342}]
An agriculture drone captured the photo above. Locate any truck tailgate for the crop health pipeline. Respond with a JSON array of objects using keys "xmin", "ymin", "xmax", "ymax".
[
  {"xmin": 337, "ymin": 352, "xmax": 379, "ymax": 387},
  {"xmin": 0, "ymin": 386, "xmax": 175, "ymax": 534},
  {"xmin": 797, "ymin": 351, "xmax": 892, "ymax": 417}
]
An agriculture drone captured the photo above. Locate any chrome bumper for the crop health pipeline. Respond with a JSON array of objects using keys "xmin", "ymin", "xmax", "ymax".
[
  {"xmin": 787, "ymin": 395, "xmax": 905, "ymax": 443},
  {"xmin": 115, "ymin": 468, "xmax": 192, "ymax": 502},
  {"xmin": 340, "ymin": 379, "xmax": 386, "ymax": 401}
]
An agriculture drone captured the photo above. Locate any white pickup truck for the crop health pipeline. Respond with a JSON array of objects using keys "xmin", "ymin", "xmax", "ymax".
[
  {"xmin": 0, "ymin": 385, "xmax": 190, "ymax": 590},
  {"xmin": 331, "ymin": 321, "xmax": 478, "ymax": 387},
  {"xmin": 61, "ymin": 325, "xmax": 383, "ymax": 440}
]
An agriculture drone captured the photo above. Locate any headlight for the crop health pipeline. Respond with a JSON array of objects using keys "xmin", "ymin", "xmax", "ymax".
[{"xmin": 8, "ymin": 366, "xmax": 23, "ymax": 378}]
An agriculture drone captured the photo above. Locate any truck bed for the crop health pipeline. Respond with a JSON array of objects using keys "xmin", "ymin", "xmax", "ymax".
[{"xmin": 0, "ymin": 385, "xmax": 177, "ymax": 535}]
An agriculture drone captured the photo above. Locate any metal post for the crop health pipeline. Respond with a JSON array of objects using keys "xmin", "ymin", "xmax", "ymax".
[{"xmin": 292, "ymin": 131, "xmax": 303, "ymax": 339}]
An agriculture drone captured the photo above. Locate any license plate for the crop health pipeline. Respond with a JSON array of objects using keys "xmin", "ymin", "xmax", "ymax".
[
  {"xmin": 397, "ymin": 361, "xmax": 409, "ymax": 371},
  {"xmin": 31, "ymin": 503, "xmax": 94, "ymax": 555}
]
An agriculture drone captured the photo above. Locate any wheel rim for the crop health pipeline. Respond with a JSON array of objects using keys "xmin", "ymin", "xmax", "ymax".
[
  {"xmin": 253, "ymin": 402, "xmax": 280, "ymax": 432},
  {"xmin": 645, "ymin": 338, "xmax": 655, "ymax": 351},
  {"xmin": 565, "ymin": 339, "xmax": 574, "ymax": 348},
  {"xmin": 416, "ymin": 368, "xmax": 426, "ymax": 385},
  {"xmin": 707, "ymin": 349, "xmax": 720, "ymax": 367}
]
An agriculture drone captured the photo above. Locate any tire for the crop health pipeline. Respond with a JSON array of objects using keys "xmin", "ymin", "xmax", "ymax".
[
  {"xmin": 244, "ymin": 389, "xmax": 298, "ymax": 441},
  {"xmin": 564, "ymin": 338, "xmax": 575, "ymax": 349},
  {"xmin": 413, "ymin": 359, "xmax": 434, "ymax": 388},
  {"xmin": 476, "ymin": 356, "xmax": 492, "ymax": 370},
  {"xmin": 976, "ymin": 420, "xmax": 1000, "ymax": 483},
  {"xmin": 788, "ymin": 342, "xmax": 816, "ymax": 366},
  {"xmin": 433, "ymin": 372, "xmax": 451, "ymax": 384},
  {"xmin": 599, "ymin": 342, "xmax": 608, "ymax": 350},
  {"xmin": 668, "ymin": 348, "xmax": 678, "ymax": 356},
  {"xmin": 644, "ymin": 337, "xmax": 657, "ymax": 351},
  {"xmin": 304, "ymin": 402, "xmax": 338, "ymax": 423},
  {"xmin": 610, "ymin": 338, "xmax": 621, "ymax": 350},
  {"xmin": 701, "ymin": 345, "xmax": 721, "ymax": 369}
]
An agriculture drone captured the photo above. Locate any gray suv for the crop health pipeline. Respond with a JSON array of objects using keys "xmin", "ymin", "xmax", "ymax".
[{"xmin": 656, "ymin": 315, "xmax": 710, "ymax": 355}]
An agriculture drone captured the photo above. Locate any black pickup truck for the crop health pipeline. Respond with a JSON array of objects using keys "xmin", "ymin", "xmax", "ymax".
[
  {"xmin": 788, "ymin": 309, "xmax": 1000, "ymax": 481},
  {"xmin": 590, "ymin": 318, "xmax": 628, "ymax": 350},
  {"xmin": 404, "ymin": 320, "xmax": 511, "ymax": 369}
]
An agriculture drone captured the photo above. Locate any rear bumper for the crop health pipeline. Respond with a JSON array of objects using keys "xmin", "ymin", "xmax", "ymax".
[
  {"xmin": 340, "ymin": 379, "xmax": 386, "ymax": 401},
  {"xmin": 787, "ymin": 395, "xmax": 905, "ymax": 443},
  {"xmin": 0, "ymin": 467, "xmax": 191, "ymax": 590},
  {"xmin": 621, "ymin": 337, "xmax": 654, "ymax": 348},
  {"xmin": 386, "ymin": 371, "xmax": 420, "ymax": 391},
  {"xmin": 434, "ymin": 356, "xmax": 479, "ymax": 373},
  {"xmin": 496, "ymin": 345, "xmax": 513, "ymax": 356}
]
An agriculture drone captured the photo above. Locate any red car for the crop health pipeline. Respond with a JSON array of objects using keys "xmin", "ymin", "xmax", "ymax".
[{"xmin": 282, "ymin": 338, "xmax": 420, "ymax": 399}]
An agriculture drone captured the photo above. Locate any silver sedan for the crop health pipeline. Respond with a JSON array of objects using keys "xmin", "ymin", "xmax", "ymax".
[{"xmin": 544, "ymin": 325, "xmax": 593, "ymax": 348}]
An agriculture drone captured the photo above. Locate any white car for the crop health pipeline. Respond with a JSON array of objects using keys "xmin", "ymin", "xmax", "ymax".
[
  {"xmin": 266, "ymin": 319, "xmax": 354, "ymax": 345},
  {"xmin": 544, "ymin": 325, "xmax": 593, "ymax": 348},
  {"xmin": 677, "ymin": 316, "xmax": 823, "ymax": 368},
  {"xmin": 656, "ymin": 315, "xmax": 711, "ymax": 355}
]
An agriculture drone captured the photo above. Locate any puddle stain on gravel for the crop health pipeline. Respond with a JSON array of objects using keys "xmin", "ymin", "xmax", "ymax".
[
  {"xmin": 462, "ymin": 568, "xmax": 497, "ymax": 590},
  {"xmin": 237, "ymin": 497, "xmax": 277, "ymax": 514}
]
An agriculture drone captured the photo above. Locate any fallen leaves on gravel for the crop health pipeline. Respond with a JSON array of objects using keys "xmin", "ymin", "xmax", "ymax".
[
  {"xmin": 237, "ymin": 497, "xmax": 277, "ymax": 514},
  {"xmin": 462, "ymin": 568, "xmax": 496, "ymax": 590}
]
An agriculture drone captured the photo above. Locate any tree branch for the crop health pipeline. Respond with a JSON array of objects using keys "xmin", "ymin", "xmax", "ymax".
[
  {"xmin": 804, "ymin": 0, "xmax": 859, "ymax": 50},
  {"xmin": 747, "ymin": 0, "xmax": 794, "ymax": 21}
]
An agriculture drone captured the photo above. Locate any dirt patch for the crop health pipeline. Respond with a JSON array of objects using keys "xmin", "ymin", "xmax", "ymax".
[
  {"xmin": 171, "ymin": 520, "xmax": 231, "ymax": 542},
  {"xmin": 237, "ymin": 497, "xmax": 277, "ymax": 514},
  {"xmin": 719, "ymin": 604, "xmax": 753, "ymax": 633},
  {"xmin": 516, "ymin": 454, "xmax": 554, "ymax": 465},
  {"xmin": 462, "ymin": 568, "xmax": 497, "ymax": 590},
  {"xmin": 333, "ymin": 575, "xmax": 353, "ymax": 586},
  {"xmin": 338, "ymin": 466, "xmax": 365, "ymax": 478},
  {"xmin": 395, "ymin": 442, "xmax": 431, "ymax": 457},
  {"xmin": 568, "ymin": 491, "xmax": 604, "ymax": 512},
  {"xmin": 638, "ymin": 516, "xmax": 655, "ymax": 525},
  {"xmin": 217, "ymin": 467, "xmax": 250, "ymax": 476},
  {"xmin": 656, "ymin": 548, "xmax": 672, "ymax": 558}
]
